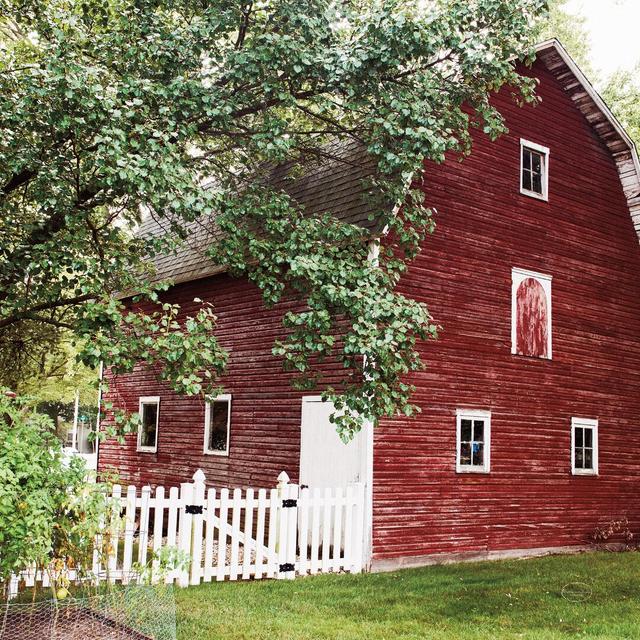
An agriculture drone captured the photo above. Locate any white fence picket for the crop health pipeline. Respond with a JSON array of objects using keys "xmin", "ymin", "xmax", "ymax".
[
  {"xmin": 203, "ymin": 488, "xmax": 216, "ymax": 582},
  {"xmin": 321, "ymin": 487, "xmax": 332, "ymax": 573},
  {"xmin": 216, "ymin": 488, "xmax": 229, "ymax": 582},
  {"xmin": 343, "ymin": 484, "xmax": 354, "ymax": 571},
  {"xmin": 242, "ymin": 488, "xmax": 255, "ymax": 580},
  {"xmin": 166, "ymin": 486, "xmax": 179, "ymax": 584},
  {"xmin": 138, "ymin": 485, "xmax": 152, "ymax": 567},
  {"xmin": 152, "ymin": 486, "xmax": 165, "ymax": 583},
  {"xmin": 310, "ymin": 487, "xmax": 321, "ymax": 575},
  {"xmin": 254, "ymin": 488, "xmax": 267, "ymax": 579},
  {"xmin": 122, "ymin": 485, "xmax": 136, "ymax": 583},
  {"xmin": 352, "ymin": 483, "xmax": 365, "ymax": 573},
  {"xmin": 298, "ymin": 487, "xmax": 310, "ymax": 575},
  {"xmin": 190, "ymin": 471, "xmax": 206, "ymax": 585},
  {"xmin": 107, "ymin": 484, "xmax": 122, "ymax": 581},
  {"xmin": 8, "ymin": 471, "xmax": 366, "ymax": 599},
  {"xmin": 332, "ymin": 487, "xmax": 343, "ymax": 571},
  {"xmin": 285, "ymin": 483, "xmax": 299, "ymax": 580},
  {"xmin": 177, "ymin": 482, "xmax": 194, "ymax": 587},
  {"xmin": 229, "ymin": 488, "xmax": 242, "ymax": 581},
  {"xmin": 267, "ymin": 488, "xmax": 279, "ymax": 578}
]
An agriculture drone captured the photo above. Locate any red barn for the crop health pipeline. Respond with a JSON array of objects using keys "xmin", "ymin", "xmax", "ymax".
[{"xmin": 99, "ymin": 40, "xmax": 640, "ymax": 571}]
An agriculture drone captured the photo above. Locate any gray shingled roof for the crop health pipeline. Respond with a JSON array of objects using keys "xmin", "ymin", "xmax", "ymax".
[{"xmin": 138, "ymin": 141, "xmax": 389, "ymax": 285}]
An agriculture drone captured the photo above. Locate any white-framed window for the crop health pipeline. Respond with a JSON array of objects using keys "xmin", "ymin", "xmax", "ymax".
[
  {"xmin": 456, "ymin": 409, "xmax": 491, "ymax": 473},
  {"xmin": 520, "ymin": 139, "xmax": 550, "ymax": 201},
  {"xmin": 511, "ymin": 267, "xmax": 553, "ymax": 359},
  {"xmin": 137, "ymin": 396, "xmax": 160, "ymax": 453},
  {"xmin": 571, "ymin": 417, "xmax": 598, "ymax": 475},
  {"xmin": 203, "ymin": 394, "xmax": 231, "ymax": 456}
]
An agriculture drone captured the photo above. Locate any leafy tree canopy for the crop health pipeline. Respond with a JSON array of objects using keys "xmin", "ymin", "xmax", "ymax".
[
  {"xmin": 601, "ymin": 66, "xmax": 640, "ymax": 149},
  {"xmin": 539, "ymin": 0, "xmax": 593, "ymax": 76},
  {"xmin": 0, "ymin": 0, "xmax": 547, "ymax": 438}
]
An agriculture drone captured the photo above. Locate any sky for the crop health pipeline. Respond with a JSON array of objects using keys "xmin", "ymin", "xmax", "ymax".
[{"xmin": 565, "ymin": 0, "xmax": 640, "ymax": 77}]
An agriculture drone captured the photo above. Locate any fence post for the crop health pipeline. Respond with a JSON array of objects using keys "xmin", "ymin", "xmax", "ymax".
[
  {"xmin": 351, "ymin": 482, "xmax": 365, "ymax": 574},
  {"xmin": 275, "ymin": 471, "xmax": 298, "ymax": 580},
  {"xmin": 177, "ymin": 481, "xmax": 194, "ymax": 587},
  {"xmin": 190, "ymin": 469, "xmax": 206, "ymax": 586}
]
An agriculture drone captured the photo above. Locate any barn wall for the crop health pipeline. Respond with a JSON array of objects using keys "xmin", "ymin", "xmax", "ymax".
[
  {"xmin": 371, "ymin": 60, "xmax": 640, "ymax": 561},
  {"xmin": 99, "ymin": 280, "xmax": 323, "ymax": 489},
  {"xmin": 99, "ymin": 57, "xmax": 640, "ymax": 561}
]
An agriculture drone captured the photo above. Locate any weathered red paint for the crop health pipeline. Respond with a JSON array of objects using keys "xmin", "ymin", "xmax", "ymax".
[
  {"xmin": 516, "ymin": 277, "xmax": 548, "ymax": 358},
  {"xmin": 99, "ymin": 58, "xmax": 640, "ymax": 563}
]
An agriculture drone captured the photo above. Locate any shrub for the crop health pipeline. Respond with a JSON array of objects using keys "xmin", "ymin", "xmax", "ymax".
[{"xmin": 0, "ymin": 390, "xmax": 119, "ymax": 600}]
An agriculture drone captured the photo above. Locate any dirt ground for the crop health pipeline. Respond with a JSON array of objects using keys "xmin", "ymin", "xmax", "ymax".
[{"xmin": 0, "ymin": 604, "xmax": 153, "ymax": 640}]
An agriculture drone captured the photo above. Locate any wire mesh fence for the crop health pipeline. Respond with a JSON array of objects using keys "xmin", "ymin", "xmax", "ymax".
[{"xmin": 0, "ymin": 583, "xmax": 176, "ymax": 640}]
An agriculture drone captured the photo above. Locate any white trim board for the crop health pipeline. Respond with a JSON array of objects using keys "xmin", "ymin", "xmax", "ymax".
[
  {"xmin": 571, "ymin": 417, "xmax": 599, "ymax": 476},
  {"xmin": 137, "ymin": 396, "xmax": 160, "ymax": 453},
  {"xmin": 511, "ymin": 267, "xmax": 553, "ymax": 360},
  {"xmin": 203, "ymin": 393, "xmax": 232, "ymax": 456}
]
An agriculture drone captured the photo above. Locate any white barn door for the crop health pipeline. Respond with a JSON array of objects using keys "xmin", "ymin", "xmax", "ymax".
[{"xmin": 299, "ymin": 396, "xmax": 367, "ymax": 489}]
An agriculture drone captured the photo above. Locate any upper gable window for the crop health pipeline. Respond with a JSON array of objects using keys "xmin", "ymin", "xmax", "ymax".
[
  {"xmin": 520, "ymin": 139, "xmax": 549, "ymax": 201},
  {"xmin": 137, "ymin": 396, "xmax": 160, "ymax": 453},
  {"xmin": 511, "ymin": 268, "xmax": 552, "ymax": 359}
]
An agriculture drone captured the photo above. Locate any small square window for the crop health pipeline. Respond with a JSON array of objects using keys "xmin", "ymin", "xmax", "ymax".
[
  {"xmin": 137, "ymin": 396, "xmax": 160, "ymax": 453},
  {"xmin": 204, "ymin": 394, "xmax": 231, "ymax": 456},
  {"xmin": 520, "ymin": 139, "xmax": 549, "ymax": 201},
  {"xmin": 571, "ymin": 418, "xmax": 598, "ymax": 475},
  {"xmin": 456, "ymin": 410, "xmax": 491, "ymax": 473}
]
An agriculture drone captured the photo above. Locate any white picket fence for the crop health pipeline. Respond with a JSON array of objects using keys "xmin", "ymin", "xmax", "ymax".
[{"xmin": 9, "ymin": 470, "xmax": 365, "ymax": 596}]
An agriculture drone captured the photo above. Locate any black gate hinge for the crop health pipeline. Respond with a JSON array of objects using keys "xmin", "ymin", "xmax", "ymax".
[
  {"xmin": 282, "ymin": 499, "xmax": 297, "ymax": 508},
  {"xmin": 185, "ymin": 504, "xmax": 203, "ymax": 515},
  {"xmin": 279, "ymin": 563, "xmax": 295, "ymax": 573}
]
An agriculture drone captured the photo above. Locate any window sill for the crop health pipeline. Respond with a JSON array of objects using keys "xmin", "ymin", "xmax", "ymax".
[
  {"xmin": 510, "ymin": 347, "xmax": 553, "ymax": 360},
  {"xmin": 137, "ymin": 447, "xmax": 157, "ymax": 454},
  {"xmin": 203, "ymin": 449, "xmax": 230, "ymax": 457},
  {"xmin": 572, "ymin": 469, "xmax": 598, "ymax": 476},
  {"xmin": 456, "ymin": 467, "xmax": 490, "ymax": 474},
  {"xmin": 520, "ymin": 187, "xmax": 548, "ymax": 202}
]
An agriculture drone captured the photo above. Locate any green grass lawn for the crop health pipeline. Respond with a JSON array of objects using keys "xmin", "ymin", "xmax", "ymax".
[{"xmin": 176, "ymin": 552, "xmax": 640, "ymax": 640}]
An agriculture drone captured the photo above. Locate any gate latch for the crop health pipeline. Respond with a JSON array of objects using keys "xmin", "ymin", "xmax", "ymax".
[
  {"xmin": 185, "ymin": 504, "xmax": 203, "ymax": 515},
  {"xmin": 282, "ymin": 499, "xmax": 297, "ymax": 508},
  {"xmin": 279, "ymin": 563, "xmax": 295, "ymax": 573}
]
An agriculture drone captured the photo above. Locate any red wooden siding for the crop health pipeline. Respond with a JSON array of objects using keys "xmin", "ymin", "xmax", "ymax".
[
  {"xmin": 516, "ymin": 277, "xmax": 549, "ymax": 358},
  {"xmin": 99, "ymin": 57, "xmax": 640, "ymax": 562},
  {"xmin": 99, "ymin": 281, "xmax": 320, "ymax": 489},
  {"xmin": 372, "ymin": 59, "xmax": 640, "ymax": 561}
]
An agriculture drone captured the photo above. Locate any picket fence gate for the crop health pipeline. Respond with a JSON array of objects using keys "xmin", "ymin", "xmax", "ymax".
[{"xmin": 9, "ymin": 470, "xmax": 365, "ymax": 597}]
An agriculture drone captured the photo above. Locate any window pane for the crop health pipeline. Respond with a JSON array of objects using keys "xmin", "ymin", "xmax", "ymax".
[
  {"xmin": 575, "ymin": 447, "xmax": 584, "ymax": 469},
  {"xmin": 523, "ymin": 149, "xmax": 531, "ymax": 170},
  {"xmin": 575, "ymin": 427, "xmax": 584, "ymax": 448},
  {"xmin": 473, "ymin": 420, "xmax": 484, "ymax": 442},
  {"xmin": 461, "ymin": 419, "xmax": 472, "ymax": 442},
  {"xmin": 472, "ymin": 442, "xmax": 484, "ymax": 466},
  {"xmin": 522, "ymin": 169, "xmax": 532, "ymax": 191},
  {"xmin": 584, "ymin": 428, "xmax": 593, "ymax": 448},
  {"xmin": 532, "ymin": 171, "xmax": 542, "ymax": 194},
  {"xmin": 584, "ymin": 448, "xmax": 593, "ymax": 469},
  {"xmin": 208, "ymin": 400, "xmax": 229, "ymax": 451},
  {"xmin": 141, "ymin": 403, "xmax": 158, "ymax": 448},
  {"xmin": 531, "ymin": 152, "xmax": 542, "ymax": 174},
  {"xmin": 460, "ymin": 442, "xmax": 471, "ymax": 465}
]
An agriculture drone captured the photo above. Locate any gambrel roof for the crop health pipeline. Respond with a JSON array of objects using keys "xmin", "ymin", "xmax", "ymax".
[
  {"xmin": 536, "ymin": 39, "xmax": 640, "ymax": 240},
  {"xmin": 139, "ymin": 40, "xmax": 640, "ymax": 286}
]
